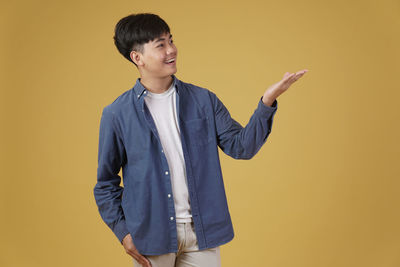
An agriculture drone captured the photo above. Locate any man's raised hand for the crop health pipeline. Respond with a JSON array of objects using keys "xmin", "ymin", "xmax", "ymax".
[{"xmin": 262, "ymin": 69, "xmax": 309, "ymax": 106}]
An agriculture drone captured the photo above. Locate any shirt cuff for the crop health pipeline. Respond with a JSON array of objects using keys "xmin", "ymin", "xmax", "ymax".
[
  {"xmin": 113, "ymin": 219, "xmax": 130, "ymax": 245},
  {"xmin": 255, "ymin": 96, "xmax": 278, "ymax": 117}
]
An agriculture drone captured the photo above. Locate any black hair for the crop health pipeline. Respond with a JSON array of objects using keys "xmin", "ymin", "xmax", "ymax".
[{"xmin": 113, "ymin": 13, "xmax": 171, "ymax": 67}]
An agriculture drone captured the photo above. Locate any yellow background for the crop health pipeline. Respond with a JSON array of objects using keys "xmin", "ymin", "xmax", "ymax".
[{"xmin": 1, "ymin": 0, "xmax": 399, "ymax": 266}]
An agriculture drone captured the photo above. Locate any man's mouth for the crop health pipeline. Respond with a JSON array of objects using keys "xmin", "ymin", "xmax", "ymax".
[{"xmin": 165, "ymin": 58, "xmax": 176, "ymax": 65}]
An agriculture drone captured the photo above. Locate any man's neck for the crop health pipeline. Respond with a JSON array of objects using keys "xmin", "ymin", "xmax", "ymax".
[{"xmin": 139, "ymin": 75, "xmax": 174, "ymax": 94}]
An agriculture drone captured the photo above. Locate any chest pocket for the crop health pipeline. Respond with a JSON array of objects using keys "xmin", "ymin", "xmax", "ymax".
[{"xmin": 183, "ymin": 116, "xmax": 212, "ymax": 146}]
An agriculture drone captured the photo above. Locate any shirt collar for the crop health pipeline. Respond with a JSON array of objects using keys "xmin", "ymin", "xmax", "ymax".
[{"xmin": 133, "ymin": 74, "xmax": 179, "ymax": 99}]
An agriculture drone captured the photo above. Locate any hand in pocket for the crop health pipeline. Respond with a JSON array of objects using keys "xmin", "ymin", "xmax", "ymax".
[{"xmin": 122, "ymin": 234, "xmax": 152, "ymax": 267}]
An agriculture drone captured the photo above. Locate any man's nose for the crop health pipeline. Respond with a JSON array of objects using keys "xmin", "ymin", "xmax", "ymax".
[{"xmin": 167, "ymin": 44, "xmax": 176, "ymax": 55}]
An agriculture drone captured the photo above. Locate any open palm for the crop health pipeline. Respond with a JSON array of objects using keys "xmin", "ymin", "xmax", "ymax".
[{"xmin": 262, "ymin": 69, "xmax": 309, "ymax": 105}]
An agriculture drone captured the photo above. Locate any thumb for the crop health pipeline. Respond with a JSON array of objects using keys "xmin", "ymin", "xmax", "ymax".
[{"xmin": 283, "ymin": 72, "xmax": 291, "ymax": 79}]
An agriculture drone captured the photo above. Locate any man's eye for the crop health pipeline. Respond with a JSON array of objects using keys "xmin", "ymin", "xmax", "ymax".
[{"xmin": 158, "ymin": 40, "xmax": 173, "ymax": 48}]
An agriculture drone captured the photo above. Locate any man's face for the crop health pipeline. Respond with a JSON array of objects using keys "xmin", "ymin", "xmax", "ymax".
[{"xmin": 131, "ymin": 32, "xmax": 178, "ymax": 78}]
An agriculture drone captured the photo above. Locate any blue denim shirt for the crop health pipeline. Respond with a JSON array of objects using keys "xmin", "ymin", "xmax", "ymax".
[{"xmin": 94, "ymin": 74, "xmax": 278, "ymax": 255}]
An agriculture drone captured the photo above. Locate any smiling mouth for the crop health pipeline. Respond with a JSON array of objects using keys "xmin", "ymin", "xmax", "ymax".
[{"xmin": 165, "ymin": 58, "xmax": 176, "ymax": 65}]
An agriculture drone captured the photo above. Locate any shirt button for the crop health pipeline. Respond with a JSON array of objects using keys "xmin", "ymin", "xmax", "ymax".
[
  {"xmin": 137, "ymin": 94, "xmax": 140, "ymax": 98},
  {"xmin": 168, "ymin": 194, "xmax": 171, "ymax": 198},
  {"xmin": 161, "ymin": 149, "xmax": 164, "ymax": 153},
  {"xmin": 165, "ymin": 171, "xmax": 169, "ymax": 175},
  {"xmin": 170, "ymin": 217, "xmax": 174, "ymax": 221}
]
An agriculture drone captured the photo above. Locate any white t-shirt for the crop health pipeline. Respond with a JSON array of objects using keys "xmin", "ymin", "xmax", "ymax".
[{"xmin": 143, "ymin": 81, "xmax": 192, "ymax": 223}]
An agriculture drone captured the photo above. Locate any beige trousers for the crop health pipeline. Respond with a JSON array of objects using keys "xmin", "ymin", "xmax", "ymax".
[{"xmin": 133, "ymin": 221, "xmax": 221, "ymax": 267}]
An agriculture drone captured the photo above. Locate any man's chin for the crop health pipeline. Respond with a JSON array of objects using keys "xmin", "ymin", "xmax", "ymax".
[
  {"xmin": 168, "ymin": 68, "xmax": 177, "ymax": 76},
  {"xmin": 157, "ymin": 69, "xmax": 177, "ymax": 79}
]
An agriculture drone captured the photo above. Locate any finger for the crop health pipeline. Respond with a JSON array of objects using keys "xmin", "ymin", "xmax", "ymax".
[
  {"xmin": 292, "ymin": 70, "xmax": 305, "ymax": 79},
  {"xmin": 127, "ymin": 250, "xmax": 138, "ymax": 259},
  {"xmin": 139, "ymin": 258, "xmax": 150, "ymax": 267},
  {"xmin": 130, "ymin": 253, "xmax": 148, "ymax": 267},
  {"xmin": 294, "ymin": 71, "xmax": 307, "ymax": 81},
  {"xmin": 298, "ymin": 70, "xmax": 307, "ymax": 75},
  {"xmin": 294, "ymin": 72, "xmax": 304, "ymax": 80},
  {"xmin": 138, "ymin": 255, "xmax": 152, "ymax": 267},
  {"xmin": 297, "ymin": 69, "xmax": 308, "ymax": 77},
  {"xmin": 126, "ymin": 247, "xmax": 138, "ymax": 255},
  {"xmin": 143, "ymin": 256, "xmax": 152, "ymax": 267},
  {"xmin": 285, "ymin": 70, "xmax": 307, "ymax": 84},
  {"xmin": 284, "ymin": 73, "xmax": 296, "ymax": 84},
  {"xmin": 127, "ymin": 250, "xmax": 140, "ymax": 260},
  {"xmin": 285, "ymin": 72, "xmax": 294, "ymax": 80},
  {"xmin": 133, "ymin": 252, "xmax": 151, "ymax": 267},
  {"xmin": 283, "ymin": 72, "xmax": 291, "ymax": 79}
]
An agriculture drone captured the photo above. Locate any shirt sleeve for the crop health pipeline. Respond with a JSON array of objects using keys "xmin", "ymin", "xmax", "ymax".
[
  {"xmin": 210, "ymin": 91, "xmax": 278, "ymax": 159},
  {"xmin": 93, "ymin": 106, "xmax": 129, "ymax": 244}
]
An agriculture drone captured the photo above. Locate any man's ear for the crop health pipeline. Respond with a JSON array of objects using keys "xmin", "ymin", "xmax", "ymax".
[{"xmin": 130, "ymin": 51, "xmax": 141, "ymax": 66}]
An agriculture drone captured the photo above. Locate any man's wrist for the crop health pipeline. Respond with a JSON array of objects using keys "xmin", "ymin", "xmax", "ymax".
[
  {"xmin": 121, "ymin": 233, "xmax": 129, "ymax": 245},
  {"xmin": 262, "ymin": 95, "xmax": 276, "ymax": 107}
]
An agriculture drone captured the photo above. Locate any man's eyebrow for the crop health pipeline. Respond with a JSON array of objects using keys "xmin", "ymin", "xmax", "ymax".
[{"xmin": 154, "ymin": 34, "xmax": 173, "ymax": 44}]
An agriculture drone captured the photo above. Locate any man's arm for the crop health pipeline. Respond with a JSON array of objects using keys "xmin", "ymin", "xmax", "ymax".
[
  {"xmin": 210, "ymin": 69, "xmax": 308, "ymax": 159},
  {"xmin": 210, "ymin": 90, "xmax": 278, "ymax": 159},
  {"xmin": 93, "ymin": 106, "xmax": 129, "ymax": 244}
]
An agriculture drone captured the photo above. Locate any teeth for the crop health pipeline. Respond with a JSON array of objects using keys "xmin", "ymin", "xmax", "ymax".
[{"xmin": 166, "ymin": 58, "xmax": 175, "ymax": 63}]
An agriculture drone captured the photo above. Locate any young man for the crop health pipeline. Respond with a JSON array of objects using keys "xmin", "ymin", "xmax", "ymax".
[{"xmin": 94, "ymin": 13, "xmax": 308, "ymax": 267}]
